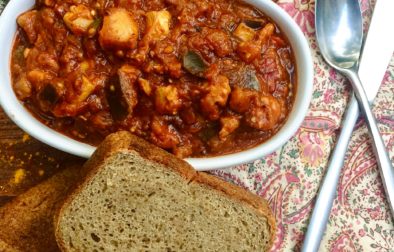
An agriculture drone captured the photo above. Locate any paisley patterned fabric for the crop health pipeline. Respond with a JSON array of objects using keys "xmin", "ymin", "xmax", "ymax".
[
  {"xmin": 1, "ymin": 0, "xmax": 393, "ymax": 250},
  {"xmin": 211, "ymin": 0, "xmax": 394, "ymax": 251}
]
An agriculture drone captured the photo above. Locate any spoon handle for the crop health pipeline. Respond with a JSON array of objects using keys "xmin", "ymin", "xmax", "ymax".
[
  {"xmin": 346, "ymin": 70, "xmax": 394, "ymax": 216},
  {"xmin": 301, "ymin": 95, "xmax": 359, "ymax": 252}
]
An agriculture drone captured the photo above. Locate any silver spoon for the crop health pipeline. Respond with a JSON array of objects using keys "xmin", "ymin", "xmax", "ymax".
[{"xmin": 302, "ymin": 0, "xmax": 394, "ymax": 251}]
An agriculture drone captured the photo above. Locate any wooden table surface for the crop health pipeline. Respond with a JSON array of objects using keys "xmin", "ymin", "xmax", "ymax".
[{"xmin": 0, "ymin": 108, "xmax": 84, "ymax": 199}]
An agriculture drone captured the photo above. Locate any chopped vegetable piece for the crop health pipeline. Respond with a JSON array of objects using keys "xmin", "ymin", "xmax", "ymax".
[
  {"xmin": 37, "ymin": 82, "xmax": 64, "ymax": 112},
  {"xmin": 243, "ymin": 70, "xmax": 260, "ymax": 90},
  {"xmin": 39, "ymin": 83, "xmax": 59, "ymax": 105},
  {"xmin": 118, "ymin": 65, "xmax": 140, "ymax": 114},
  {"xmin": 200, "ymin": 75, "xmax": 231, "ymax": 120},
  {"xmin": 88, "ymin": 17, "xmax": 102, "ymax": 37},
  {"xmin": 106, "ymin": 75, "xmax": 129, "ymax": 121},
  {"xmin": 244, "ymin": 19, "xmax": 263, "ymax": 29},
  {"xmin": 14, "ymin": 46, "xmax": 25, "ymax": 62},
  {"xmin": 182, "ymin": 51, "xmax": 207, "ymax": 77},
  {"xmin": 151, "ymin": 116, "xmax": 180, "ymax": 149},
  {"xmin": 219, "ymin": 115, "xmax": 240, "ymax": 140},
  {"xmin": 144, "ymin": 10, "xmax": 171, "ymax": 42},
  {"xmin": 77, "ymin": 75, "xmax": 96, "ymax": 103},
  {"xmin": 14, "ymin": 75, "xmax": 32, "ymax": 100},
  {"xmin": 199, "ymin": 122, "xmax": 219, "ymax": 142},
  {"xmin": 63, "ymin": 5, "xmax": 95, "ymax": 35},
  {"xmin": 90, "ymin": 17, "xmax": 102, "ymax": 30},
  {"xmin": 17, "ymin": 10, "xmax": 38, "ymax": 43},
  {"xmin": 155, "ymin": 85, "xmax": 182, "ymax": 115},
  {"xmin": 233, "ymin": 23, "xmax": 256, "ymax": 42}
]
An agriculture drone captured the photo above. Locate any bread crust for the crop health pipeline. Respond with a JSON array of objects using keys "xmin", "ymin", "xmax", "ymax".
[
  {"xmin": 0, "ymin": 239, "xmax": 20, "ymax": 252},
  {"xmin": 0, "ymin": 165, "xmax": 82, "ymax": 252},
  {"xmin": 55, "ymin": 131, "xmax": 276, "ymax": 251}
]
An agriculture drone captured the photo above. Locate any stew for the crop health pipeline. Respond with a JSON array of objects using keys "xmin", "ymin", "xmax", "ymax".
[{"xmin": 11, "ymin": 0, "xmax": 296, "ymax": 158}]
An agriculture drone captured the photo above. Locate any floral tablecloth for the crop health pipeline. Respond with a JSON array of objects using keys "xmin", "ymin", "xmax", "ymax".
[{"xmin": 1, "ymin": 0, "xmax": 393, "ymax": 251}]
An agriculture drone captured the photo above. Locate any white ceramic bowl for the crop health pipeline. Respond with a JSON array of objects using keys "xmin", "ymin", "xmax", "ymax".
[{"xmin": 0, "ymin": 0, "xmax": 313, "ymax": 171}]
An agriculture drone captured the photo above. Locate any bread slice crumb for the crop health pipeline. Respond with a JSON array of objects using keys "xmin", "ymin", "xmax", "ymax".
[{"xmin": 55, "ymin": 132, "xmax": 276, "ymax": 252}]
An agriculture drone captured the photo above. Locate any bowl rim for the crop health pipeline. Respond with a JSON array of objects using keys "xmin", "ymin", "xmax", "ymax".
[{"xmin": 0, "ymin": 0, "xmax": 313, "ymax": 171}]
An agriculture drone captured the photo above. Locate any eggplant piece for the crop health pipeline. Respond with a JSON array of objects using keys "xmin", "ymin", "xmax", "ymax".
[
  {"xmin": 117, "ymin": 65, "xmax": 140, "ymax": 113},
  {"xmin": 39, "ymin": 84, "xmax": 59, "ymax": 104},
  {"xmin": 105, "ymin": 75, "xmax": 129, "ymax": 121},
  {"xmin": 244, "ymin": 19, "xmax": 264, "ymax": 29},
  {"xmin": 182, "ymin": 51, "xmax": 207, "ymax": 77},
  {"xmin": 37, "ymin": 83, "xmax": 61, "ymax": 112},
  {"xmin": 198, "ymin": 122, "xmax": 219, "ymax": 142},
  {"xmin": 106, "ymin": 65, "xmax": 140, "ymax": 121}
]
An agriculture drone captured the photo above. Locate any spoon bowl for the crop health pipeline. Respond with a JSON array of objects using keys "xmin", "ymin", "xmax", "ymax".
[{"xmin": 315, "ymin": 0, "xmax": 363, "ymax": 69}]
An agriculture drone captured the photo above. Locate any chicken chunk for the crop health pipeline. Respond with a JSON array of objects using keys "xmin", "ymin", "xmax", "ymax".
[
  {"xmin": 153, "ymin": 40, "xmax": 182, "ymax": 78},
  {"xmin": 233, "ymin": 23, "xmax": 256, "ymax": 42},
  {"xmin": 205, "ymin": 28, "xmax": 233, "ymax": 57},
  {"xmin": 237, "ymin": 40, "xmax": 262, "ymax": 63},
  {"xmin": 237, "ymin": 23, "xmax": 275, "ymax": 63},
  {"xmin": 229, "ymin": 87, "xmax": 257, "ymax": 113},
  {"xmin": 63, "ymin": 5, "xmax": 95, "ymax": 35},
  {"xmin": 189, "ymin": 28, "xmax": 233, "ymax": 58},
  {"xmin": 132, "ymin": 10, "xmax": 171, "ymax": 63},
  {"xmin": 257, "ymin": 23, "xmax": 275, "ymax": 46},
  {"xmin": 14, "ymin": 75, "xmax": 32, "ymax": 100},
  {"xmin": 151, "ymin": 117, "xmax": 180, "ymax": 150},
  {"xmin": 219, "ymin": 115, "xmax": 240, "ymax": 140},
  {"xmin": 59, "ymin": 40, "xmax": 84, "ymax": 74},
  {"xmin": 99, "ymin": 8, "xmax": 139, "ymax": 50},
  {"xmin": 245, "ymin": 94, "xmax": 281, "ymax": 130},
  {"xmin": 144, "ymin": 10, "xmax": 171, "ymax": 43},
  {"xmin": 17, "ymin": 10, "xmax": 38, "ymax": 43},
  {"xmin": 37, "ymin": 52, "xmax": 60, "ymax": 73},
  {"xmin": 90, "ymin": 111, "xmax": 114, "ymax": 130},
  {"xmin": 155, "ymin": 85, "xmax": 182, "ymax": 115},
  {"xmin": 200, "ymin": 75, "xmax": 231, "ymax": 120},
  {"xmin": 118, "ymin": 65, "xmax": 140, "ymax": 114}
]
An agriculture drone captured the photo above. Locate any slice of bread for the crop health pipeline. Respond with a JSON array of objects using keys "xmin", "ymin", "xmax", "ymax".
[
  {"xmin": 0, "ymin": 165, "xmax": 83, "ymax": 252},
  {"xmin": 55, "ymin": 132, "xmax": 276, "ymax": 251},
  {"xmin": 0, "ymin": 239, "xmax": 20, "ymax": 252}
]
